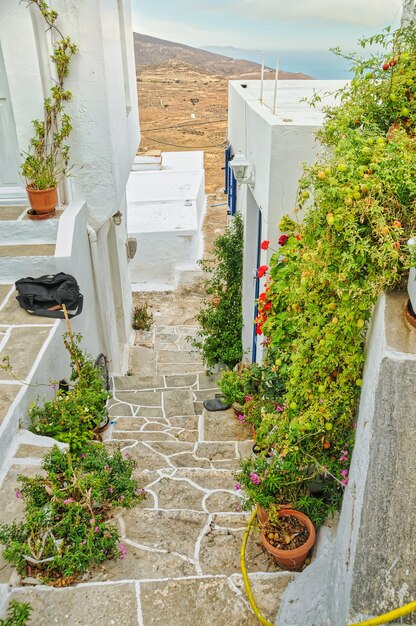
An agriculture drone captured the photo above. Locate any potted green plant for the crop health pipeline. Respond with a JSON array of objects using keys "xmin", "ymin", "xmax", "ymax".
[{"xmin": 21, "ymin": 1, "xmax": 77, "ymax": 218}]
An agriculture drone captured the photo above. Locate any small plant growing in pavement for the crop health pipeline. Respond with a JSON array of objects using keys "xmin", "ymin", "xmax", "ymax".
[
  {"xmin": 132, "ymin": 302, "xmax": 153, "ymax": 331},
  {"xmin": 0, "ymin": 445, "xmax": 146, "ymax": 584},
  {"xmin": 193, "ymin": 212, "xmax": 244, "ymax": 370},
  {"xmin": 0, "ymin": 601, "xmax": 32, "ymax": 626}
]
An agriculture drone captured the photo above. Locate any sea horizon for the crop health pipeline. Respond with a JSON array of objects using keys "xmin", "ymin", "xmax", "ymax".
[{"xmin": 202, "ymin": 45, "xmax": 354, "ymax": 80}]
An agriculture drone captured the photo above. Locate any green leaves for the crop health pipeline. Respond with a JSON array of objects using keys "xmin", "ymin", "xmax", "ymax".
[
  {"xmin": 237, "ymin": 24, "xmax": 416, "ymax": 525},
  {"xmin": 0, "ymin": 445, "xmax": 145, "ymax": 583},
  {"xmin": 28, "ymin": 334, "xmax": 109, "ymax": 453},
  {"xmin": 193, "ymin": 212, "xmax": 244, "ymax": 369},
  {"xmin": 20, "ymin": 1, "xmax": 77, "ymax": 189}
]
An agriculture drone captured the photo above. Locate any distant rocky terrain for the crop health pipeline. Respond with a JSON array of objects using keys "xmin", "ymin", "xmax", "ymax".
[{"xmin": 133, "ymin": 33, "xmax": 311, "ymax": 80}]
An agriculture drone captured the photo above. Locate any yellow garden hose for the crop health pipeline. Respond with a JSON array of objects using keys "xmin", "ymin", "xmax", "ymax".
[
  {"xmin": 240, "ymin": 508, "xmax": 274, "ymax": 626},
  {"xmin": 347, "ymin": 602, "xmax": 416, "ymax": 625},
  {"xmin": 241, "ymin": 509, "xmax": 416, "ymax": 626}
]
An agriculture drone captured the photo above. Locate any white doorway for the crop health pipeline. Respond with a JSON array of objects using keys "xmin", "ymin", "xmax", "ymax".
[{"xmin": 0, "ymin": 44, "xmax": 25, "ymax": 203}]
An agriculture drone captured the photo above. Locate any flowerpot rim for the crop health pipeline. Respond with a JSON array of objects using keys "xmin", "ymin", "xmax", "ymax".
[
  {"xmin": 261, "ymin": 508, "xmax": 316, "ymax": 559},
  {"xmin": 26, "ymin": 184, "xmax": 57, "ymax": 193}
]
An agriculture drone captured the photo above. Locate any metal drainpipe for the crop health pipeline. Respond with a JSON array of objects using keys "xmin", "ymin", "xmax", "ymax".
[{"xmin": 87, "ymin": 223, "xmax": 111, "ymax": 362}]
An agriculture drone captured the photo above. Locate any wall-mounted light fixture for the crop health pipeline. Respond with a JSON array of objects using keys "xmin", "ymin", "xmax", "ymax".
[
  {"xmin": 229, "ymin": 150, "xmax": 255, "ymax": 187},
  {"xmin": 112, "ymin": 210, "xmax": 122, "ymax": 226}
]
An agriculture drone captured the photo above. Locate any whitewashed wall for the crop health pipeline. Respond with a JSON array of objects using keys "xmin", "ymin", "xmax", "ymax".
[{"xmin": 0, "ymin": 0, "xmax": 140, "ymax": 373}]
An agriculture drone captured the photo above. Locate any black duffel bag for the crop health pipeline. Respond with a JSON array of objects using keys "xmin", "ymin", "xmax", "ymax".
[{"xmin": 15, "ymin": 273, "xmax": 84, "ymax": 319}]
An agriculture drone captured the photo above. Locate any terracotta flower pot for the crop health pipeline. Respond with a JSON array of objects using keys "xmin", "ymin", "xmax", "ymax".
[
  {"xmin": 261, "ymin": 509, "xmax": 316, "ymax": 570},
  {"xmin": 26, "ymin": 185, "xmax": 58, "ymax": 215}
]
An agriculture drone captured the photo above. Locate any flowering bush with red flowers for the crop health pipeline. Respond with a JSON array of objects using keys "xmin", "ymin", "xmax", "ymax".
[{"xmin": 237, "ymin": 25, "xmax": 416, "ymax": 525}]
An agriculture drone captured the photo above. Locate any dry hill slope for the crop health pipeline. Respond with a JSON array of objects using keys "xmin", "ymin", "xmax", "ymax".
[{"xmin": 134, "ymin": 33, "xmax": 311, "ymax": 79}]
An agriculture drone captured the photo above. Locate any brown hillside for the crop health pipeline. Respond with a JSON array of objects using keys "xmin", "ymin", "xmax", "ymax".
[{"xmin": 134, "ymin": 33, "xmax": 311, "ymax": 80}]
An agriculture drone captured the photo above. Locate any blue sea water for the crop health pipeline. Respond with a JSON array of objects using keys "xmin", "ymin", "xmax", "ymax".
[{"xmin": 203, "ymin": 46, "xmax": 353, "ymax": 79}]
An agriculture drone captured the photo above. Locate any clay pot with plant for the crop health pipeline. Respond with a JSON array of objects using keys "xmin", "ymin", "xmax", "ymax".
[
  {"xmin": 261, "ymin": 507, "xmax": 316, "ymax": 570},
  {"xmin": 21, "ymin": 1, "xmax": 77, "ymax": 217}
]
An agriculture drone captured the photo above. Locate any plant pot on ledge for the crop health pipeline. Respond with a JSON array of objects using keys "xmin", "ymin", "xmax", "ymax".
[
  {"xmin": 26, "ymin": 185, "xmax": 58, "ymax": 218},
  {"xmin": 261, "ymin": 508, "xmax": 316, "ymax": 570}
]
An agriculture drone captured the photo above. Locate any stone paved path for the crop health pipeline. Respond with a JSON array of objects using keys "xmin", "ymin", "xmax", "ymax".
[{"xmin": 2, "ymin": 325, "xmax": 295, "ymax": 625}]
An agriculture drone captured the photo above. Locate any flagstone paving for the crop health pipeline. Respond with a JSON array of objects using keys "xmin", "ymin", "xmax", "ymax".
[{"xmin": 1, "ymin": 324, "xmax": 295, "ymax": 625}]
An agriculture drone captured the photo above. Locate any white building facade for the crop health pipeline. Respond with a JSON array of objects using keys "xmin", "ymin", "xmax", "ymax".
[
  {"xmin": 227, "ymin": 79, "xmax": 347, "ymax": 363},
  {"xmin": 0, "ymin": 0, "xmax": 140, "ymax": 373},
  {"xmin": 127, "ymin": 151, "xmax": 206, "ymax": 291}
]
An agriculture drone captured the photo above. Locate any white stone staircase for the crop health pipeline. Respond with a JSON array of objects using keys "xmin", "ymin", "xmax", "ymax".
[{"xmin": 0, "ymin": 205, "xmax": 60, "ymax": 283}]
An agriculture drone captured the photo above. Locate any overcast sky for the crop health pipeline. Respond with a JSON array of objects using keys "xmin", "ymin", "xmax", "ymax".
[{"xmin": 132, "ymin": 0, "xmax": 403, "ymax": 52}]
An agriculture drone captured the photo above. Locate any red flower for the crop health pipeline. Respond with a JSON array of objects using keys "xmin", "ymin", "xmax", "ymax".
[
  {"xmin": 258, "ymin": 292, "xmax": 267, "ymax": 302},
  {"xmin": 278, "ymin": 234, "xmax": 289, "ymax": 246},
  {"xmin": 260, "ymin": 240, "xmax": 270, "ymax": 250},
  {"xmin": 296, "ymin": 234, "xmax": 301, "ymax": 241},
  {"xmin": 263, "ymin": 302, "xmax": 272, "ymax": 312},
  {"xmin": 256, "ymin": 325, "xmax": 263, "ymax": 335},
  {"xmin": 257, "ymin": 265, "xmax": 268, "ymax": 278}
]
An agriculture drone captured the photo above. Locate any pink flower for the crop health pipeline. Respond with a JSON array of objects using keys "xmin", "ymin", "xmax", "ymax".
[
  {"xmin": 15, "ymin": 490, "xmax": 21, "ymax": 499},
  {"xmin": 81, "ymin": 453, "xmax": 86, "ymax": 459},
  {"xmin": 234, "ymin": 483, "xmax": 242, "ymax": 491},
  {"xmin": 249, "ymin": 472, "xmax": 261, "ymax": 485},
  {"xmin": 245, "ymin": 395, "xmax": 252, "ymax": 403},
  {"xmin": 341, "ymin": 478, "xmax": 349, "ymax": 487},
  {"xmin": 109, "ymin": 487, "xmax": 114, "ymax": 493},
  {"xmin": 277, "ymin": 406, "xmax": 283, "ymax": 412},
  {"xmin": 94, "ymin": 526, "xmax": 99, "ymax": 533},
  {"xmin": 118, "ymin": 544, "xmax": 127, "ymax": 560},
  {"xmin": 81, "ymin": 540, "xmax": 87, "ymax": 545},
  {"xmin": 340, "ymin": 450, "xmax": 348, "ymax": 461},
  {"xmin": 278, "ymin": 234, "xmax": 289, "ymax": 246},
  {"xmin": 119, "ymin": 495, "xmax": 125, "ymax": 501},
  {"xmin": 63, "ymin": 498, "xmax": 74, "ymax": 505},
  {"xmin": 237, "ymin": 414, "xmax": 246, "ymax": 423},
  {"xmin": 340, "ymin": 469, "xmax": 349, "ymax": 478}
]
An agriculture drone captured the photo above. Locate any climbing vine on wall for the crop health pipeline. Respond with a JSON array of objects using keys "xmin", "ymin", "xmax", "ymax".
[
  {"xmin": 20, "ymin": 0, "xmax": 78, "ymax": 189},
  {"xmin": 237, "ymin": 25, "xmax": 416, "ymax": 524}
]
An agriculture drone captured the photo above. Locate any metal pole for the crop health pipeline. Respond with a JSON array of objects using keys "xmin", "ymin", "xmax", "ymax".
[
  {"xmin": 272, "ymin": 57, "xmax": 279, "ymax": 115},
  {"xmin": 259, "ymin": 52, "xmax": 265, "ymax": 104}
]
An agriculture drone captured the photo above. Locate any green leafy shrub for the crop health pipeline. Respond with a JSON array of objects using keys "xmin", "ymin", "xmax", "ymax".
[
  {"xmin": 132, "ymin": 302, "xmax": 153, "ymax": 331},
  {"xmin": 29, "ymin": 333, "xmax": 109, "ymax": 453},
  {"xmin": 0, "ymin": 601, "xmax": 32, "ymax": 626},
  {"xmin": 0, "ymin": 445, "xmax": 145, "ymax": 584},
  {"xmin": 192, "ymin": 212, "xmax": 244, "ymax": 369},
  {"xmin": 238, "ymin": 26, "xmax": 416, "ymax": 525},
  {"xmin": 218, "ymin": 364, "xmax": 262, "ymax": 404}
]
